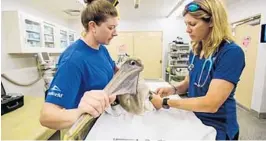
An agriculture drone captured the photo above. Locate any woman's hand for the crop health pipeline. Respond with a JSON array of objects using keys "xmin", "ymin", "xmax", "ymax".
[
  {"xmin": 156, "ymin": 86, "xmax": 175, "ymax": 97},
  {"xmin": 150, "ymin": 94, "xmax": 163, "ymax": 110},
  {"xmin": 78, "ymin": 90, "xmax": 116, "ymax": 118}
]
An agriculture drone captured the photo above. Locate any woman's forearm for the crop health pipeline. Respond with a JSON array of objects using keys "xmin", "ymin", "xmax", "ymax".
[
  {"xmin": 168, "ymin": 96, "xmax": 217, "ymax": 113},
  {"xmin": 40, "ymin": 103, "xmax": 83, "ymax": 130},
  {"xmin": 169, "ymin": 79, "xmax": 234, "ymax": 113},
  {"xmin": 174, "ymin": 76, "xmax": 189, "ymax": 95}
]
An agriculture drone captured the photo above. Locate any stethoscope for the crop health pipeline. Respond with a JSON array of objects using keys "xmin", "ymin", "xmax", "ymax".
[{"xmin": 188, "ymin": 52, "xmax": 216, "ymax": 88}]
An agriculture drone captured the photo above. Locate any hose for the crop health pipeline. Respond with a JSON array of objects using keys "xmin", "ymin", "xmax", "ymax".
[
  {"xmin": 1, "ymin": 54, "xmax": 43, "ymax": 87},
  {"xmin": 1, "ymin": 73, "xmax": 42, "ymax": 87}
]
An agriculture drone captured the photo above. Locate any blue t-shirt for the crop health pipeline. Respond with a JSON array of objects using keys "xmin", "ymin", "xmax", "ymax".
[
  {"xmin": 188, "ymin": 41, "xmax": 245, "ymax": 140},
  {"xmin": 45, "ymin": 39, "xmax": 115, "ymax": 109}
]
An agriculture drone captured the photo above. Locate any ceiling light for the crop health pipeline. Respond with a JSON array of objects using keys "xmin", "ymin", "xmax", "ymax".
[
  {"xmin": 63, "ymin": 9, "xmax": 81, "ymax": 16},
  {"xmin": 134, "ymin": 0, "xmax": 140, "ymax": 9}
]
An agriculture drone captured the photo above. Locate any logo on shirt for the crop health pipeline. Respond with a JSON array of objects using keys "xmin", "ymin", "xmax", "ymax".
[
  {"xmin": 51, "ymin": 85, "xmax": 61, "ymax": 92},
  {"xmin": 48, "ymin": 85, "xmax": 63, "ymax": 98}
]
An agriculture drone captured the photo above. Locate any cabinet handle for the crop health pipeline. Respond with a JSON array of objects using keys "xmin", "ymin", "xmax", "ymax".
[{"xmin": 7, "ymin": 102, "xmax": 19, "ymax": 110}]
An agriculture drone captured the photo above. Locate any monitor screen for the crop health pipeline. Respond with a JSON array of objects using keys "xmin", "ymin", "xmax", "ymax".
[
  {"xmin": 261, "ymin": 24, "xmax": 266, "ymax": 43},
  {"xmin": 41, "ymin": 52, "xmax": 50, "ymax": 61}
]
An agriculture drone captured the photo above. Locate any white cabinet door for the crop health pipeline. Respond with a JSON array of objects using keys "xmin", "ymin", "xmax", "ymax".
[
  {"xmin": 23, "ymin": 19, "xmax": 42, "ymax": 49},
  {"xmin": 60, "ymin": 29, "xmax": 68, "ymax": 48},
  {"xmin": 68, "ymin": 31, "xmax": 76, "ymax": 45},
  {"xmin": 43, "ymin": 22, "xmax": 56, "ymax": 48}
]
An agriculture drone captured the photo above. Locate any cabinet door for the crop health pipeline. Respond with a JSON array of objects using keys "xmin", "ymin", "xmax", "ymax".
[
  {"xmin": 24, "ymin": 19, "xmax": 42, "ymax": 48},
  {"xmin": 133, "ymin": 32, "xmax": 163, "ymax": 79},
  {"xmin": 43, "ymin": 23, "xmax": 56, "ymax": 48},
  {"xmin": 60, "ymin": 29, "xmax": 68, "ymax": 48},
  {"xmin": 68, "ymin": 31, "xmax": 76, "ymax": 45}
]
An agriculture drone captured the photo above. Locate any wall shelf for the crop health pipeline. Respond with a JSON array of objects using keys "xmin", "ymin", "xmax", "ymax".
[{"xmin": 167, "ymin": 42, "xmax": 190, "ymax": 82}]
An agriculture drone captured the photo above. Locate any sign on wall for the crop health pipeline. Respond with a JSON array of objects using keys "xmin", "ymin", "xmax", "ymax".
[
  {"xmin": 117, "ymin": 44, "xmax": 128, "ymax": 55},
  {"xmin": 242, "ymin": 36, "xmax": 251, "ymax": 52}
]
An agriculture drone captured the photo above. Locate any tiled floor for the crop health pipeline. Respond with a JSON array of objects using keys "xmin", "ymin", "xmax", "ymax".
[{"xmin": 237, "ymin": 106, "xmax": 266, "ymax": 140}]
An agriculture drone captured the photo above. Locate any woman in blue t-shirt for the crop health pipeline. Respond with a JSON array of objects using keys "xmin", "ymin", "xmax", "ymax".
[
  {"xmin": 150, "ymin": 0, "xmax": 245, "ymax": 140},
  {"xmin": 40, "ymin": 0, "xmax": 119, "ymax": 129}
]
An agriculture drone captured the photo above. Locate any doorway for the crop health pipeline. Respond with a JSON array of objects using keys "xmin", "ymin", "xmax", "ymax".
[{"xmin": 107, "ymin": 31, "xmax": 163, "ymax": 79}]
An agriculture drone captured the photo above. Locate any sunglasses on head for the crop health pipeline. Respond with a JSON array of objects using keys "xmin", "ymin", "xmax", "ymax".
[{"xmin": 185, "ymin": 2, "xmax": 210, "ymax": 15}]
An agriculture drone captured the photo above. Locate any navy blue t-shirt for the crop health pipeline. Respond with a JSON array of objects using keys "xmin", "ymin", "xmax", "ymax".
[
  {"xmin": 188, "ymin": 41, "xmax": 245, "ymax": 140},
  {"xmin": 45, "ymin": 39, "xmax": 115, "ymax": 109}
]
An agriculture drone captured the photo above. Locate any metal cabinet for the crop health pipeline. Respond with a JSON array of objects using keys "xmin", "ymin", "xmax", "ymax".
[{"xmin": 167, "ymin": 43, "xmax": 190, "ymax": 82}]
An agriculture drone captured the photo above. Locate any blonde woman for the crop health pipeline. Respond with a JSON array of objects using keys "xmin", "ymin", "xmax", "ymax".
[{"xmin": 151, "ymin": 0, "xmax": 245, "ymax": 140}]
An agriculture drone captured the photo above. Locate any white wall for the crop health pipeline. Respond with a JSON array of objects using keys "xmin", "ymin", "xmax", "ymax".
[
  {"xmin": 68, "ymin": 19, "xmax": 83, "ymax": 39},
  {"xmin": 1, "ymin": 0, "xmax": 69, "ymax": 95},
  {"xmin": 227, "ymin": 0, "xmax": 266, "ymax": 113},
  {"xmin": 119, "ymin": 17, "xmax": 189, "ymax": 79},
  {"xmin": 0, "ymin": 0, "xmax": 2, "ymax": 75},
  {"xmin": 69, "ymin": 16, "xmax": 189, "ymax": 80},
  {"xmin": 262, "ymin": 63, "xmax": 266, "ymax": 112}
]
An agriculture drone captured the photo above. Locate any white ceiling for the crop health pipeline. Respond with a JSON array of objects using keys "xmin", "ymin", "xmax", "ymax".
[
  {"xmin": 2, "ymin": 0, "xmax": 84, "ymax": 20},
  {"xmin": 22, "ymin": 0, "xmax": 84, "ymax": 20},
  {"xmin": 118, "ymin": 0, "xmax": 181, "ymax": 20},
  {"xmin": 2, "ymin": 0, "xmax": 185, "ymax": 20},
  {"xmin": 2, "ymin": 0, "xmax": 234, "ymax": 21},
  {"xmin": 226, "ymin": 0, "xmax": 240, "ymax": 6}
]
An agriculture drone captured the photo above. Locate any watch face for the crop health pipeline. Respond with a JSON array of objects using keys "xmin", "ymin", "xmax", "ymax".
[
  {"xmin": 162, "ymin": 104, "xmax": 170, "ymax": 109},
  {"xmin": 162, "ymin": 98, "xmax": 170, "ymax": 109}
]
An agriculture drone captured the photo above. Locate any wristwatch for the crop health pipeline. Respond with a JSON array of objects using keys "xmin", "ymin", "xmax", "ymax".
[{"xmin": 162, "ymin": 98, "xmax": 170, "ymax": 109}]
